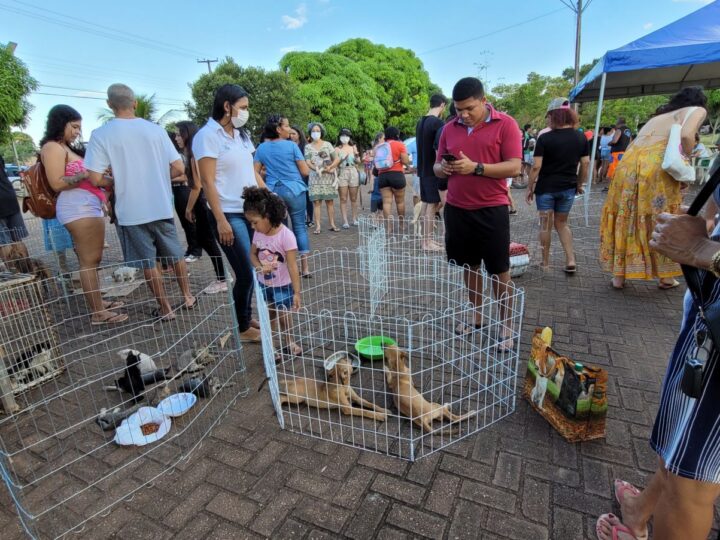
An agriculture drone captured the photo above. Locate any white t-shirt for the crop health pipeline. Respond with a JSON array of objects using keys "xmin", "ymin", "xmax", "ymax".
[
  {"xmin": 85, "ymin": 118, "xmax": 180, "ymax": 226},
  {"xmin": 192, "ymin": 118, "xmax": 257, "ymax": 213}
]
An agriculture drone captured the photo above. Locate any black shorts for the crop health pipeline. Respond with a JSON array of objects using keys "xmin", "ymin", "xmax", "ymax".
[
  {"xmin": 444, "ymin": 203, "xmax": 510, "ymax": 275},
  {"xmin": 377, "ymin": 171, "xmax": 406, "ymax": 190},
  {"xmin": 438, "ymin": 178, "xmax": 448, "ymax": 191},
  {"xmin": 420, "ymin": 176, "xmax": 443, "ymax": 204}
]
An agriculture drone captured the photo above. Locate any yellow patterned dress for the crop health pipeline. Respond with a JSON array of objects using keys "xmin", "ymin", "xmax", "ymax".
[{"xmin": 599, "ymin": 139, "xmax": 682, "ymax": 280}]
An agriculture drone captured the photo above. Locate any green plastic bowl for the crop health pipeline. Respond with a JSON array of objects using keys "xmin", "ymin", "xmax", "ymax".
[{"xmin": 354, "ymin": 336, "xmax": 397, "ymax": 361}]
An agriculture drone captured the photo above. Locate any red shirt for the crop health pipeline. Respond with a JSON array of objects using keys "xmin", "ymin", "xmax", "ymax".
[
  {"xmin": 436, "ymin": 104, "xmax": 522, "ymax": 210},
  {"xmin": 385, "ymin": 140, "xmax": 407, "ymax": 173}
]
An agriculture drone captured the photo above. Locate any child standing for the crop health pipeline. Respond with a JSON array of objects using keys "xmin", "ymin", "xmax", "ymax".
[{"xmin": 243, "ymin": 187, "xmax": 302, "ymax": 360}]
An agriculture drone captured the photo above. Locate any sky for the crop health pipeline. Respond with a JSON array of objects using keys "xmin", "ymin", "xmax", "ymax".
[{"xmin": 1, "ymin": 0, "xmax": 714, "ymax": 147}]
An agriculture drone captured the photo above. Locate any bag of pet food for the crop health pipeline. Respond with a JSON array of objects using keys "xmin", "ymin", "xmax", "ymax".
[{"xmin": 523, "ymin": 327, "xmax": 608, "ymax": 442}]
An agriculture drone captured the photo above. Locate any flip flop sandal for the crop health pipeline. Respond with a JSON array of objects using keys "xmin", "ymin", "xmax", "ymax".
[
  {"xmin": 103, "ymin": 300, "xmax": 125, "ymax": 310},
  {"xmin": 330, "ymin": 227, "xmax": 340, "ymax": 232},
  {"xmin": 595, "ymin": 513, "xmax": 642, "ymax": 540},
  {"xmin": 658, "ymin": 280, "xmax": 680, "ymax": 290},
  {"xmin": 454, "ymin": 322, "xmax": 487, "ymax": 336},
  {"xmin": 302, "ymin": 273, "xmax": 313, "ymax": 279},
  {"xmin": 613, "ymin": 481, "xmax": 649, "ymax": 540},
  {"xmin": 275, "ymin": 344, "xmax": 303, "ymax": 362},
  {"xmin": 150, "ymin": 307, "xmax": 176, "ymax": 322},
  {"xmin": 91, "ymin": 312, "xmax": 129, "ymax": 326},
  {"xmin": 564, "ymin": 265, "xmax": 577, "ymax": 274},
  {"xmin": 313, "ymin": 230, "xmax": 321, "ymax": 235}
]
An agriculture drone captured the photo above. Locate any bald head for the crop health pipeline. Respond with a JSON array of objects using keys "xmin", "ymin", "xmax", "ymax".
[{"xmin": 107, "ymin": 83, "xmax": 136, "ymax": 112}]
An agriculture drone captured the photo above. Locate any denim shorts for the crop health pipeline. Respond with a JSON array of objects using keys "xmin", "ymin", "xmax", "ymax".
[
  {"xmin": 259, "ymin": 283, "xmax": 294, "ymax": 309},
  {"xmin": 535, "ymin": 188, "xmax": 577, "ymax": 213}
]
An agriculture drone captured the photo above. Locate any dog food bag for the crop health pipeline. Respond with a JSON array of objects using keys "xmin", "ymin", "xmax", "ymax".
[{"xmin": 523, "ymin": 328, "xmax": 608, "ymax": 442}]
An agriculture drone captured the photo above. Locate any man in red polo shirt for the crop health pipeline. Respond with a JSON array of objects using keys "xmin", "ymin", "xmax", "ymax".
[{"xmin": 434, "ymin": 77, "xmax": 522, "ymax": 348}]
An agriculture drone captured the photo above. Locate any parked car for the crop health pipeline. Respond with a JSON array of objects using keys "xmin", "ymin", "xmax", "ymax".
[{"xmin": 4, "ymin": 163, "xmax": 27, "ymax": 198}]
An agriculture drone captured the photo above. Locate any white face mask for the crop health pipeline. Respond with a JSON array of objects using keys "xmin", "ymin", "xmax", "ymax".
[
  {"xmin": 231, "ymin": 109, "xmax": 249, "ymax": 128},
  {"xmin": 310, "ymin": 131, "xmax": 321, "ymax": 141},
  {"xmin": 339, "ymin": 135, "xmax": 350, "ymax": 144}
]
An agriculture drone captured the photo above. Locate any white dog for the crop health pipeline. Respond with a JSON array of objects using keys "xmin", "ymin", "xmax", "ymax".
[{"xmin": 112, "ymin": 266, "xmax": 138, "ymax": 283}]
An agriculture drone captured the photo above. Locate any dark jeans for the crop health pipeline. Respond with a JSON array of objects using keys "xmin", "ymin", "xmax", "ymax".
[
  {"xmin": 191, "ymin": 195, "xmax": 226, "ymax": 282},
  {"xmin": 172, "ymin": 184, "xmax": 201, "ymax": 257},
  {"xmin": 302, "ymin": 175, "xmax": 313, "ymax": 222},
  {"xmin": 207, "ymin": 211, "xmax": 253, "ymax": 332}
]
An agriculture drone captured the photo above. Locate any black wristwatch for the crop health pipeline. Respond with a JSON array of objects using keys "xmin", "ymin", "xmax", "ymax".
[{"xmin": 474, "ymin": 163, "xmax": 485, "ymax": 176}]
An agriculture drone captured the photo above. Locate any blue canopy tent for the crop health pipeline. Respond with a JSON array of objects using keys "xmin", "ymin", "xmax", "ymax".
[{"xmin": 569, "ymin": 0, "xmax": 720, "ymax": 221}]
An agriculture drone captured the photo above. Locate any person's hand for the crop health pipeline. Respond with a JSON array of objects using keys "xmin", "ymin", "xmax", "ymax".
[
  {"xmin": 292, "ymin": 293, "xmax": 301, "ymax": 310},
  {"xmin": 650, "ymin": 212, "xmax": 708, "ymax": 266},
  {"xmin": 217, "ymin": 218, "xmax": 234, "ymax": 246},
  {"xmin": 440, "ymin": 159, "xmax": 454, "ymax": 176},
  {"xmin": 576, "ymin": 185, "xmax": 585, "ymax": 196},
  {"xmin": 451, "ymin": 151, "xmax": 478, "ymax": 176},
  {"xmin": 525, "ymin": 189, "xmax": 534, "ymax": 205},
  {"xmin": 258, "ymin": 263, "xmax": 275, "ymax": 274},
  {"xmin": 185, "ymin": 208, "xmax": 195, "ymax": 223}
]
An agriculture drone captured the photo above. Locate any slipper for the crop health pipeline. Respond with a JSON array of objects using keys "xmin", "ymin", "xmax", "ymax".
[
  {"xmin": 103, "ymin": 300, "xmax": 125, "ymax": 310},
  {"xmin": 150, "ymin": 307, "xmax": 176, "ymax": 322},
  {"xmin": 91, "ymin": 312, "xmax": 128, "ymax": 326},
  {"xmin": 613, "ymin": 480, "xmax": 649, "ymax": 540},
  {"xmin": 564, "ymin": 265, "xmax": 577, "ymax": 274},
  {"xmin": 454, "ymin": 322, "xmax": 487, "ymax": 336},
  {"xmin": 658, "ymin": 279, "xmax": 680, "ymax": 290},
  {"xmin": 274, "ymin": 344, "xmax": 303, "ymax": 362},
  {"xmin": 313, "ymin": 230, "xmax": 321, "ymax": 235},
  {"xmin": 595, "ymin": 513, "xmax": 641, "ymax": 540},
  {"xmin": 330, "ymin": 227, "xmax": 340, "ymax": 232},
  {"xmin": 182, "ymin": 299, "xmax": 197, "ymax": 310},
  {"xmin": 611, "ymin": 279, "xmax": 625, "ymax": 290},
  {"xmin": 302, "ymin": 273, "xmax": 313, "ymax": 279}
]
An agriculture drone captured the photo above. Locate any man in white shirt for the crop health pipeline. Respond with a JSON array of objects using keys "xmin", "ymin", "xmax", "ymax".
[{"xmin": 85, "ymin": 83, "xmax": 195, "ymax": 321}]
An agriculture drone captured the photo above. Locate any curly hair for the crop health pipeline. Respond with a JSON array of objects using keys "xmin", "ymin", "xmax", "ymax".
[
  {"xmin": 655, "ymin": 86, "xmax": 707, "ymax": 115},
  {"xmin": 242, "ymin": 187, "xmax": 287, "ymax": 226},
  {"xmin": 39, "ymin": 105, "xmax": 85, "ymax": 156}
]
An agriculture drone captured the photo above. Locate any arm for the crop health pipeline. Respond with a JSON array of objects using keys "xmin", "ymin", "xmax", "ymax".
[
  {"xmin": 433, "ymin": 129, "xmax": 453, "ymax": 179},
  {"xmin": 576, "ymin": 156, "xmax": 589, "ymax": 194},
  {"xmin": 88, "ymin": 170, "xmax": 115, "ymax": 188},
  {"xmin": 197, "ymin": 156, "xmax": 234, "ymax": 246},
  {"xmin": 185, "ymin": 158, "xmax": 201, "ymax": 223},
  {"xmin": 285, "ymin": 249, "xmax": 302, "ymax": 310},
  {"xmin": 296, "ymin": 159, "xmax": 310, "ymax": 177},
  {"xmin": 40, "ymin": 143, "xmax": 86, "ymax": 192},
  {"xmin": 704, "ymin": 197, "xmax": 718, "ymax": 234},
  {"xmin": 170, "ymin": 159, "xmax": 185, "ymax": 179},
  {"xmin": 525, "ymin": 157, "xmax": 543, "ymax": 204},
  {"xmin": 681, "ymin": 108, "xmax": 707, "ymax": 156},
  {"xmin": 399, "ymin": 151, "xmax": 410, "ymax": 166},
  {"xmin": 650, "ymin": 212, "xmax": 717, "ymax": 270}
]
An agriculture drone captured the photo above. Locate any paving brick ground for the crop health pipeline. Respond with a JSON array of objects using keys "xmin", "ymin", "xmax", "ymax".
[{"xmin": 1, "ymin": 185, "xmax": 718, "ymax": 539}]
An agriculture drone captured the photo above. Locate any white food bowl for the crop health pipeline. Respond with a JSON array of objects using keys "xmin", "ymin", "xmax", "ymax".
[
  {"xmin": 114, "ymin": 406, "xmax": 171, "ymax": 446},
  {"xmin": 157, "ymin": 393, "xmax": 197, "ymax": 417},
  {"xmin": 323, "ymin": 351, "xmax": 361, "ymax": 373}
]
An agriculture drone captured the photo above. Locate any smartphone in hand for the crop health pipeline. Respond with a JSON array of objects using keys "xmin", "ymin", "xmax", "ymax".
[{"xmin": 441, "ymin": 153, "xmax": 457, "ymax": 162}]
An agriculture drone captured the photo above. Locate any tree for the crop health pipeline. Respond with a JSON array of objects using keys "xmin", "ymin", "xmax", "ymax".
[
  {"xmin": 492, "ymin": 73, "xmax": 572, "ymax": 126},
  {"xmin": 0, "ymin": 43, "xmax": 38, "ymax": 143},
  {"xmin": 280, "ymin": 51, "xmax": 385, "ymax": 145},
  {"xmin": 327, "ymin": 39, "xmax": 439, "ymax": 137},
  {"xmin": 187, "ymin": 58, "xmax": 311, "ymax": 141},
  {"xmin": 706, "ymin": 89, "xmax": 720, "ymax": 135},
  {"xmin": 98, "ymin": 94, "xmax": 182, "ymax": 126},
  {"xmin": 0, "ymin": 131, "xmax": 36, "ymax": 164}
]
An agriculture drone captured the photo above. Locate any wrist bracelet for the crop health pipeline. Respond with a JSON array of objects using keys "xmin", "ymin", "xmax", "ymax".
[{"xmin": 710, "ymin": 249, "xmax": 720, "ymax": 278}]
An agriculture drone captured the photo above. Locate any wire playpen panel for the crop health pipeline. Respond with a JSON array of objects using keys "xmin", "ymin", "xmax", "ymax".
[
  {"xmin": 257, "ymin": 247, "xmax": 524, "ymax": 461},
  {"xmin": 0, "ymin": 257, "xmax": 248, "ymax": 539}
]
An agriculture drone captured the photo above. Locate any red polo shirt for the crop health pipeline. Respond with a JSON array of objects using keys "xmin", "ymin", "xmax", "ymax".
[{"xmin": 436, "ymin": 104, "xmax": 522, "ymax": 210}]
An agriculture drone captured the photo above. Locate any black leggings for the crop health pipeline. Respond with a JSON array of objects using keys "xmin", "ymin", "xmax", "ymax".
[
  {"xmin": 172, "ymin": 184, "xmax": 201, "ymax": 257},
  {"xmin": 191, "ymin": 195, "xmax": 226, "ymax": 282}
]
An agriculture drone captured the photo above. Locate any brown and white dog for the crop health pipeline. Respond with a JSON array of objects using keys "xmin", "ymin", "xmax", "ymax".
[
  {"xmin": 383, "ymin": 345, "xmax": 477, "ymax": 434},
  {"xmin": 279, "ymin": 357, "xmax": 389, "ymax": 421}
]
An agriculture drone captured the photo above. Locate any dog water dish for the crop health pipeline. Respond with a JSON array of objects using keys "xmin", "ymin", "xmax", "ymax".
[
  {"xmin": 354, "ymin": 336, "xmax": 397, "ymax": 361},
  {"xmin": 157, "ymin": 393, "xmax": 197, "ymax": 417},
  {"xmin": 324, "ymin": 351, "xmax": 361, "ymax": 373},
  {"xmin": 113, "ymin": 406, "xmax": 171, "ymax": 446}
]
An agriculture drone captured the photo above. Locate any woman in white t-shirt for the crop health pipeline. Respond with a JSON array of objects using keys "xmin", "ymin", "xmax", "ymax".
[{"xmin": 193, "ymin": 84, "xmax": 266, "ymax": 342}]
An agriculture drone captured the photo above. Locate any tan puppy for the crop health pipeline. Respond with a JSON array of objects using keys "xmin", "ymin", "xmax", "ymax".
[
  {"xmin": 279, "ymin": 358, "xmax": 389, "ymax": 421},
  {"xmin": 383, "ymin": 345, "xmax": 477, "ymax": 434}
]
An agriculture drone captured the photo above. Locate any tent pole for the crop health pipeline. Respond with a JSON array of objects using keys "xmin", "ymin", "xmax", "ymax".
[{"xmin": 584, "ymin": 71, "xmax": 607, "ymax": 226}]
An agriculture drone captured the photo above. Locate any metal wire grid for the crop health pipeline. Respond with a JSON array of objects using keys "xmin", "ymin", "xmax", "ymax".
[
  {"xmin": 256, "ymin": 248, "xmax": 525, "ymax": 461},
  {"xmin": 0, "ymin": 257, "xmax": 248, "ymax": 539}
]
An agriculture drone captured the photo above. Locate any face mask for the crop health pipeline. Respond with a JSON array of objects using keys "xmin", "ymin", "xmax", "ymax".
[
  {"xmin": 231, "ymin": 109, "xmax": 249, "ymax": 128},
  {"xmin": 340, "ymin": 136, "xmax": 350, "ymax": 144},
  {"xmin": 310, "ymin": 131, "xmax": 321, "ymax": 141}
]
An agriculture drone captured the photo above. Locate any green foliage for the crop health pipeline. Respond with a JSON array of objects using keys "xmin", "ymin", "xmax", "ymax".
[
  {"xmin": 706, "ymin": 89, "xmax": 720, "ymax": 134},
  {"xmin": 492, "ymin": 73, "xmax": 572, "ymax": 126},
  {"xmin": 578, "ymin": 95, "xmax": 666, "ymax": 131},
  {"xmin": 0, "ymin": 131, "xmax": 36, "ymax": 164},
  {"xmin": 327, "ymin": 39, "xmax": 437, "ymax": 138},
  {"xmin": 187, "ymin": 59, "xmax": 311, "ymax": 141},
  {"xmin": 98, "ymin": 94, "xmax": 166, "ymax": 124},
  {"xmin": 0, "ymin": 44, "xmax": 38, "ymax": 143},
  {"xmin": 279, "ymin": 51, "xmax": 385, "ymax": 145}
]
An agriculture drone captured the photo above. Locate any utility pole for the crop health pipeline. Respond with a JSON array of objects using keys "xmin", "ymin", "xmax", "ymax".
[
  {"xmin": 560, "ymin": 0, "xmax": 592, "ymax": 87},
  {"xmin": 197, "ymin": 58, "xmax": 218, "ymax": 74}
]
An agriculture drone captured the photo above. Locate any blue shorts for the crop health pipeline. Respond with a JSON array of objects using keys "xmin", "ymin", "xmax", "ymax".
[
  {"xmin": 259, "ymin": 283, "xmax": 294, "ymax": 309},
  {"xmin": 535, "ymin": 188, "xmax": 577, "ymax": 214},
  {"xmin": 600, "ymin": 147, "xmax": 611, "ymax": 161},
  {"xmin": 116, "ymin": 219, "xmax": 184, "ymax": 269}
]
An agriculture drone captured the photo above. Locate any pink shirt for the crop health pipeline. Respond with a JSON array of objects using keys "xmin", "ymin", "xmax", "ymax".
[
  {"xmin": 253, "ymin": 224, "xmax": 298, "ymax": 287},
  {"xmin": 66, "ymin": 159, "xmax": 106, "ymax": 202},
  {"xmin": 436, "ymin": 104, "xmax": 522, "ymax": 210}
]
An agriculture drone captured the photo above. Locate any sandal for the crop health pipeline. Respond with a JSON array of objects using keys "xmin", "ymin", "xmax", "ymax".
[
  {"xmin": 658, "ymin": 279, "xmax": 680, "ymax": 290},
  {"xmin": 91, "ymin": 312, "xmax": 129, "ymax": 326},
  {"xmin": 314, "ymin": 229, "xmax": 321, "ymax": 235},
  {"xmin": 613, "ymin": 480, "xmax": 649, "ymax": 540},
  {"xmin": 302, "ymin": 273, "xmax": 313, "ymax": 279},
  {"xmin": 454, "ymin": 322, "xmax": 487, "ymax": 336},
  {"xmin": 330, "ymin": 227, "xmax": 340, "ymax": 232},
  {"xmin": 102, "ymin": 300, "xmax": 125, "ymax": 310},
  {"xmin": 274, "ymin": 343, "xmax": 303, "ymax": 362},
  {"xmin": 595, "ymin": 513, "xmax": 642, "ymax": 540},
  {"xmin": 564, "ymin": 264, "xmax": 577, "ymax": 274},
  {"xmin": 150, "ymin": 307, "xmax": 176, "ymax": 322}
]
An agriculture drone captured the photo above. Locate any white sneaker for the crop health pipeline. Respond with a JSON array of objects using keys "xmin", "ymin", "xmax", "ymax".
[
  {"xmin": 203, "ymin": 280, "xmax": 228, "ymax": 294},
  {"xmin": 185, "ymin": 255, "xmax": 199, "ymax": 263}
]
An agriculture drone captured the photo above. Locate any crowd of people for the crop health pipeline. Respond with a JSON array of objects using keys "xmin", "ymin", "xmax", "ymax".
[{"xmin": 1, "ymin": 74, "xmax": 720, "ymax": 539}]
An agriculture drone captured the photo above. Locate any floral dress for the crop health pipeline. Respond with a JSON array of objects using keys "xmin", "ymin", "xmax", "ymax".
[
  {"xmin": 304, "ymin": 141, "xmax": 338, "ymax": 201},
  {"xmin": 599, "ymin": 137, "xmax": 682, "ymax": 280}
]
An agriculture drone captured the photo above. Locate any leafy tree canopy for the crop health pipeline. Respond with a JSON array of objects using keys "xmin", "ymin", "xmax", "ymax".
[
  {"xmin": 187, "ymin": 58, "xmax": 311, "ymax": 141},
  {"xmin": 0, "ymin": 131, "xmax": 36, "ymax": 164},
  {"xmin": 0, "ymin": 44, "xmax": 38, "ymax": 143}
]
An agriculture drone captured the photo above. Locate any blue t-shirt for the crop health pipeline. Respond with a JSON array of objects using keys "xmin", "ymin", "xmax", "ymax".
[
  {"xmin": 254, "ymin": 139, "xmax": 307, "ymax": 196},
  {"xmin": 405, "ymin": 137, "xmax": 417, "ymax": 169}
]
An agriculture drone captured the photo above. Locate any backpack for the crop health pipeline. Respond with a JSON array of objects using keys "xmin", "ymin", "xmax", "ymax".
[
  {"xmin": 373, "ymin": 142, "xmax": 396, "ymax": 171},
  {"xmin": 21, "ymin": 159, "xmax": 58, "ymax": 219}
]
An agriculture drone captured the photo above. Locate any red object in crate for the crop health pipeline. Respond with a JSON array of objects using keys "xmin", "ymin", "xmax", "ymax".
[{"xmin": 509, "ymin": 242, "xmax": 530, "ymax": 277}]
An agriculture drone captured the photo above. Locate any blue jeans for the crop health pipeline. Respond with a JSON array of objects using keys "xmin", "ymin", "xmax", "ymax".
[
  {"xmin": 535, "ymin": 188, "xmax": 577, "ymax": 214},
  {"xmin": 274, "ymin": 185, "xmax": 310, "ymax": 255},
  {"xmin": 207, "ymin": 212, "xmax": 253, "ymax": 332}
]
